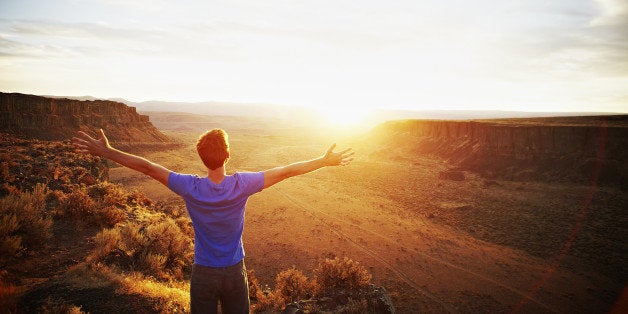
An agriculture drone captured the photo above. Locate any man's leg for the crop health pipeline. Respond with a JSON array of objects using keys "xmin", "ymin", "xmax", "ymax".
[
  {"xmin": 220, "ymin": 260, "xmax": 250, "ymax": 314},
  {"xmin": 190, "ymin": 263, "xmax": 220, "ymax": 314}
]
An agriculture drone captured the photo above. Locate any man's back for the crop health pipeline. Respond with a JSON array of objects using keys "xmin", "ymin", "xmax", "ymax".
[{"xmin": 168, "ymin": 171, "xmax": 264, "ymax": 267}]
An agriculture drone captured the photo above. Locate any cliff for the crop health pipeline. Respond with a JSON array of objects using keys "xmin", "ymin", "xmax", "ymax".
[
  {"xmin": 367, "ymin": 116, "xmax": 628, "ymax": 186},
  {"xmin": 0, "ymin": 92, "xmax": 170, "ymax": 145}
]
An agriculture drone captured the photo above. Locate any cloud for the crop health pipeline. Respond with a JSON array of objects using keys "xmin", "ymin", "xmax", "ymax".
[
  {"xmin": 0, "ymin": 19, "xmax": 226, "ymax": 60},
  {"xmin": 591, "ymin": 0, "xmax": 628, "ymax": 26},
  {"xmin": 585, "ymin": 0, "xmax": 628, "ymax": 75},
  {"xmin": 0, "ymin": 34, "xmax": 77, "ymax": 59}
]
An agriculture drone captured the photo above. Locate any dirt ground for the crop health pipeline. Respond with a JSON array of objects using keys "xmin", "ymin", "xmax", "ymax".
[{"xmin": 109, "ymin": 128, "xmax": 627, "ymax": 313}]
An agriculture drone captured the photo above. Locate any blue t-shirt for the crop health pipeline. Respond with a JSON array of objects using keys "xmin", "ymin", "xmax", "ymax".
[{"xmin": 168, "ymin": 171, "xmax": 265, "ymax": 267}]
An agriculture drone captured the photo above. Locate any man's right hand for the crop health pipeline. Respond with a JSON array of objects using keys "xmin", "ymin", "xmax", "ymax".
[{"xmin": 322, "ymin": 144, "xmax": 354, "ymax": 167}]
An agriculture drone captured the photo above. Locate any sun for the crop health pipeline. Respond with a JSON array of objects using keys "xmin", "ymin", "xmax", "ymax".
[{"xmin": 317, "ymin": 107, "xmax": 371, "ymax": 130}]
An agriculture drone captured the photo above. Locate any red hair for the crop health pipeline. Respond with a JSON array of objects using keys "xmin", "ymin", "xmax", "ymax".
[{"xmin": 196, "ymin": 129, "xmax": 229, "ymax": 170}]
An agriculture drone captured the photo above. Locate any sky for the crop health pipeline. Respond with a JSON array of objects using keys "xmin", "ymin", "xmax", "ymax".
[{"xmin": 0, "ymin": 0, "xmax": 627, "ymax": 113}]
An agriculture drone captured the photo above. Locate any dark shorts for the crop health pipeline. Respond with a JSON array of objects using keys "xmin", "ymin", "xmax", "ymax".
[{"xmin": 190, "ymin": 260, "xmax": 249, "ymax": 314}]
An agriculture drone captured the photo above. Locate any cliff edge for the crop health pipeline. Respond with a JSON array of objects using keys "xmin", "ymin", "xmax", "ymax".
[
  {"xmin": 0, "ymin": 92, "xmax": 170, "ymax": 145},
  {"xmin": 367, "ymin": 116, "xmax": 628, "ymax": 187}
]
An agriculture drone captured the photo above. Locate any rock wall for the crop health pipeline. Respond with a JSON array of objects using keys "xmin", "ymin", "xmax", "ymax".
[
  {"xmin": 368, "ymin": 117, "xmax": 628, "ymax": 186},
  {"xmin": 0, "ymin": 92, "xmax": 170, "ymax": 144}
]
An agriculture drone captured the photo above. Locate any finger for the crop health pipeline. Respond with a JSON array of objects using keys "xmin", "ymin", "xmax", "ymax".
[
  {"xmin": 342, "ymin": 151, "xmax": 355, "ymax": 158},
  {"xmin": 326, "ymin": 143, "xmax": 337, "ymax": 154},
  {"xmin": 341, "ymin": 157, "xmax": 354, "ymax": 164},
  {"xmin": 337, "ymin": 148, "xmax": 352, "ymax": 157},
  {"xmin": 99, "ymin": 129, "xmax": 107, "ymax": 141},
  {"xmin": 77, "ymin": 131, "xmax": 96, "ymax": 142},
  {"xmin": 340, "ymin": 159, "xmax": 353, "ymax": 166},
  {"xmin": 72, "ymin": 137, "xmax": 88, "ymax": 144}
]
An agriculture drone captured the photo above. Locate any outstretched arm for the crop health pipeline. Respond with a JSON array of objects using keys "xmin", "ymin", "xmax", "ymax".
[
  {"xmin": 263, "ymin": 144, "xmax": 354, "ymax": 189},
  {"xmin": 72, "ymin": 129, "xmax": 171, "ymax": 186}
]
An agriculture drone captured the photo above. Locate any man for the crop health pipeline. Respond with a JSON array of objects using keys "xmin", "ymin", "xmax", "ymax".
[{"xmin": 73, "ymin": 128, "xmax": 354, "ymax": 314}]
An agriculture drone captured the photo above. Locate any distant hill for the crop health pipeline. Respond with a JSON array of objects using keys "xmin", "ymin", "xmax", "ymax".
[{"xmin": 0, "ymin": 92, "xmax": 171, "ymax": 145}]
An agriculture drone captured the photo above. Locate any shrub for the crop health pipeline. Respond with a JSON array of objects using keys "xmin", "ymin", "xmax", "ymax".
[
  {"xmin": 0, "ymin": 184, "xmax": 52, "ymax": 258},
  {"xmin": 87, "ymin": 181, "xmax": 126, "ymax": 208},
  {"xmin": 39, "ymin": 297, "xmax": 85, "ymax": 314},
  {"xmin": 314, "ymin": 257, "xmax": 372, "ymax": 294},
  {"xmin": 127, "ymin": 189, "xmax": 153, "ymax": 207},
  {"xmin": 249, "ymin": 258, "xmax": 377, "ymax": 313},
  {"xmin": 0, "ymin": 183, "xmax": 21, "ymax": 196},
  {"xmin": 89, "ymin": 227, "xmax": 121, "ymax": 262},
  {"xmin": 254, "ymin": 289, "xmax": 286, "ymax": 312},
  {"xmin": 0, "ymin": 214, "xmax": 22, "ymax": 256},
  {"xmin": 0, "ymin": 162, "xmax": 8, "ymax": 181},
  {"xmin": 62, "ymin": 188, "xmax": 95, "ymax": 222},
  {"xmin": 89, "ymin": 217, "xmax": 194, "ymax": 280},
  {"xmin": 156, "ymin": 202, "xmax": 186, "ymax": 219},
  {"xmin": 0, "ymin": 271, "xmax": 22, "ymax": 313},
  {"xmin": 174, "ymin": 216, "xmax": 193, "ymax": 239},
  {"xmin": 142, "ymin": 219, "xmax": 192, "ymax": 278},
  {"xmin": 274, "ymin": 267, "xmax": 312, "ymax": 303},
  {"xmin": 61, "ymin": 183, "xmax": 131, "ymax": 227},
  {"xmin": 99, "ymin": 205, "xmax": 127, "ymax": 226},
  {"xmin": 252, "ymin": 267, "xmax": 312, "ymax": 311}
]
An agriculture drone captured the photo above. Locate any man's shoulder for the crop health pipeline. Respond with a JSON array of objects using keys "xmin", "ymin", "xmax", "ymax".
[
  {"xmin": 171, "ymin": 172, "xmax": 201, "ymax": 180},
  {"xmin": 168, "ymin": 172, "xmax": 201, "ymax": 188},
  {"xmin": 232, "ymin": 171, "xmax": 262, "ymax": 177},
  {"xmin": 231, "ymin": 171, "xmax": 264, "ymax": 193}
]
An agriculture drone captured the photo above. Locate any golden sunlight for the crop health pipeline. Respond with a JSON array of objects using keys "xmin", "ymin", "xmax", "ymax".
[{"xmin": 317, "ymin": 107, "xmax": 371, "ymax": 130}]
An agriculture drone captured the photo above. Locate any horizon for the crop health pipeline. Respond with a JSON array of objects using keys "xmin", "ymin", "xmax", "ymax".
[
  {"xmin": 5, "ymin": 90, "xmax": 625, "ymax": 132},
  {"xmin": 14, "ymin": 91, "xmax": 627, "ymax": 115},
  {"xmin": 1, "ymin": 1, "xmax": 627, "ymax": 114}
]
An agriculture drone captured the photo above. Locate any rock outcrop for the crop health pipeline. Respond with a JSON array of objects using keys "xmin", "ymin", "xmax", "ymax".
[
  {"xmin": 0, "ymin": 92, "xmax": 170, "ymax": 145},
  {"xmin": 368, "ymin": 116, "xmax": 628, "ymax": 186}
]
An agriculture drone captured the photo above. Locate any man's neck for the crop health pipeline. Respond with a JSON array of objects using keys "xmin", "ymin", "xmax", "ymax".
[{"xmin": 207, "ymin": 166, "xmax": 226, "ymax": 185}]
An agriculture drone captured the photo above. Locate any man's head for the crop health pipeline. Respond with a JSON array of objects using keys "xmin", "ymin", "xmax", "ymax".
[{"xmin": 196, "ymin": 128, "xmax": 230, "ymax": 170}]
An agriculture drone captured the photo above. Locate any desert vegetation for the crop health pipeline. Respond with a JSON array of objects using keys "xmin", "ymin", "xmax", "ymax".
[{"xmin": 250, "ymin": 257, "xmax": 380, "ymax": 312}]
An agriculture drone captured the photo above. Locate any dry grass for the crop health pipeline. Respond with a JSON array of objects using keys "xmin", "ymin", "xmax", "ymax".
[
  {"xmin": 88, "ymin": 263, "xmax": 189, "ymax": 313},
  {"xmin": 38, "ymin": 297, "xmax": 86, "ymax": 314},
  {"xmin": 88, "ymin": 217, "xmax": 194, "ymax": 281},
  {"xmin": 0, "ymin": 183, "xmax": 52, "ymax": 257},
  {"xmin": 0, "ymin": 271, "xmax": 23, "ymax": 313},
  {"xmin": 314, "ymin": 257, "xmax": 372, "ymax": 295},
  {"xmin": 275, "ymin": 267, "xmax": 313, "ymax": 303},
  {"xmin": 250, "ymin": 257, "xmax": 372, "ymax": 312}
]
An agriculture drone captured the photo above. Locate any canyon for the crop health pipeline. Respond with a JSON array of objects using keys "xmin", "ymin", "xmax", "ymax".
[
  {"xmin": 0, "ymin": 92, "xmax": 170, "ymax": 146},
  {"xmin": 367, "ymin": 116, "xmax": 628, "ymax": 187}
]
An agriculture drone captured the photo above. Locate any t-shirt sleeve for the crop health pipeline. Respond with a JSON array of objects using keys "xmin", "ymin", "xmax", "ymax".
[
  {"xmin": 238, "ymin": 171, "xmax": 265, "ymax": 196},
  {"xmin": 168, "ymin": 172, "xmax": 196, "ymax": 197}
]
